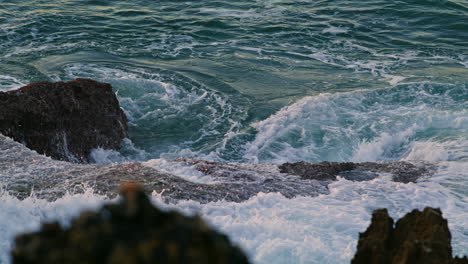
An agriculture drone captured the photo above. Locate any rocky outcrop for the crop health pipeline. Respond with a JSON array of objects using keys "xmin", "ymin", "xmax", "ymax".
[
  {"xmin": 352, "ymin": 207, "xmax": 468, "ymax": 264},
  {"xmin": 11, "ymin": 183, "xmax": 250, "ymax": 264},
  {"xmin": 0, "ymin": 79, "xmax": 127, "ymax": 162},
  {"xmin": 278, "ymin": 161, "xmax": 433, "ymax": 183},
  {"xmin": 279, "ymin": 161, "xmax": 355, "ymax": 181},
  {"xmin": 0, "ymin": 136, "xmax": 437, "ymax": 203}
]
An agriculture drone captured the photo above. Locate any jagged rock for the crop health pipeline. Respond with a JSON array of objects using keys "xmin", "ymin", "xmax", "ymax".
[
  {"xmin": 278, "ymin": 161, "xmax": 433, "ymax": 183},
  {"xmin": 352, "ymin": 207, "xmax": 467, "ymax": 264},
  {"xmin": 0, "ymin": 137, "xmax": 436, "ymax": 203},
  {"xmin": 357, "ymin": 162, "xmax": 432, "ymax": 183},
  {"xmin": 352, "ymin": 209, "xmax": 394, "ymax": 263},
  {"xmin": 11, "ymin": 183, "xmax": 250, "ymax": 264},
  {"xmin": 0, "ymin": 79, "xmax": 127, "ymax": 162},
  {"xmin": 279, "ymin": 161, "xmax": 355, "ymax": 180}
]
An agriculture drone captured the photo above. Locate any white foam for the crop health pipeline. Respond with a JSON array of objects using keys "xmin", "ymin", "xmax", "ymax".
[
  {"xmin": 382, "ymin": 74, "xmax": 407, "ymax": 86},
  {"xmin": 0, "ymin": 189, "xmax": 107, "ymax": 264},
  {"xmin": 243, "ymin": 83, "xmax": 468, "ymax": 163},
  {"xmin": 3, "ymin": 41, "xmax": 92, "ymax": 58},
  {"xmin": 90, "ymin": 138, "xmax": 148, "ymax": 164},
  {"xmin": 0, "ymin": 75, "xmax": 26, "ymax": 91},
  {"xmin": 157, "ymin": 162, "xmax": 468, "ymax": 262},
  {"xmin": 1, "ymin": 160, "xmax": 467, "ymax": 264},
  {"xmin": 404, "ymin": 140, "xmax": 468, "ymax": 162},
  {"xmin": 142, "ymin": 159, "xmax": 219, "ymax": 184},
  {"xmin": 90, "ymin": 148, "xmax": 125, "ymax": 164},
  {"xmin": 404, "ymin": 141, "xmax": 450, "ymax": 162},
  {"xmin": 283, "ymin": 40, "xmax": 467, "ymax": 85},
  {"xmin": 199, "ymin": 8, "xmax": 260, "ymax": 19},
  {"xmin": 352, "ymin": 126, "xmax": 417, "ymax": 162},
  {"xmin": 238, "ymin": 46, "xmax": 265, "ymax": 55},
  {"xmin": 64, "ymin": 64, "xmax": 245, "ymax": 160},
  {"xmin": 322, "ymin": 26, "xmax": 349, "ymax": 34},
  {"xmin": 145, "ymin": 35, "xmax": 197, "ymax": 57}
]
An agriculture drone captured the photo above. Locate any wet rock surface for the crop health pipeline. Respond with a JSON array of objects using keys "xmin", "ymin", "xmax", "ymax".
[
  {"xmin": 0, "ymin": 79, "xmax": 127, "ymax": 162},
  {"xmin": 11, "ymin": 183, "xmax": 250, "ymax": 264},
  {"xmin": 279, "ymin": 161, "xmax": 434, "ymax": 183},
  {"xmin": 279, "ymin": 161, "xmax": 356, "ymax": 181},
  {"xmin": 0, "ymin": 134, "xmax": 436, "ymax": 203},
  {"xmin": 352, "ymin": 207, "xmax": 468, "ymax": 264}
]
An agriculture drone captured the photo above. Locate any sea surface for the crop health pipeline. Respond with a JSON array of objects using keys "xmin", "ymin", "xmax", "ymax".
[{"xmin": 0, "ymin": 0, "xmax": 467, "ymax": 263}]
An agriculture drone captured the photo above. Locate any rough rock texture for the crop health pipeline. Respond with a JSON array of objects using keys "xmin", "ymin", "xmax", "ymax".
[
  {"xmin": 352, "ymin": 207, "xmax": 468, "ymax": 264},
  {"xmin": 279, "ymin": 161, "xmax": 355, "ymax": 181},
  {"xmin": 0, "ymin": 79, "xmax": 127, "ymax": 162},
  {"xmin": 278, "ymin": 161, "xmax": 433, "ymax": 183},
  {"xmin": 357, "ymin": 162, "xmax": 432, "ymax": 183},
  {"xmin": 352, "ymin": 209, "xmax": 395, "ymax": 263},
  {"xmin": 454, "ymin": 257, "xmax": 468, "ymax": 264},
  {"xmin": 0, "ymin": 135, "xmax": 437, "ymax": 203},
  {"xmin": 11, "ymin": 183, "xmax": 250, "ymax": 264}
]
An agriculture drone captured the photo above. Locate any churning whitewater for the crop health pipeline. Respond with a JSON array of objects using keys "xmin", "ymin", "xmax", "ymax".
[{"xmin": 0, "ymin": 0, "xmax": 467, "ymax": 263}]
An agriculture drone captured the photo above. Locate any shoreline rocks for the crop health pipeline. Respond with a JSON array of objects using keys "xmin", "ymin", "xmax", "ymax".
[
  {"xmin": 278, "ymin": 161, "xmax": 434, "ymax": 183},
  {"xmin": 0, "ymin": 79, "xmax": 127, "ymax": 162},
  {"xmin": 278, "ymin": 161, "xmax": 356, "ymax": 181},
  {"xmin": 352, "ymin": 207, "xmax": 468, "ymax": 264},
  {"xmin": 0, "ymin": 135, "xmax": 437, "ymax": 203},
  {"xmin": 11, "ymin": 183, "xmax": 250, "ymax": 264}
]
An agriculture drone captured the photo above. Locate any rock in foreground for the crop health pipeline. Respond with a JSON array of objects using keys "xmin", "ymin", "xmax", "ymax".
[
  {"xmin": 352, "ymin": 207, "xmax": 468, "ymax": 264},
  {"xmin": 11, "ymin": 183, "xmax": 250, "ymax": 264},
  {"xmin": 0, "ymin": 79, "xmax": 127, "ymax": 162}
]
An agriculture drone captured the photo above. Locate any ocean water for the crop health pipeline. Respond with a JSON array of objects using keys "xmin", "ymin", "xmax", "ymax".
[{"xmin": 0, "ymin": 0, "xmax": 467, "ymax": 263}]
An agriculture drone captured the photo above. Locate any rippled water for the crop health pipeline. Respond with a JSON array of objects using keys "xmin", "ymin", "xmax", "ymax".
[
  {"xmin": 0, "ymin": 0, "xmax": 467, "ymax": 263},
  {"xmin": 1, "ymin": 0, "xmax": 467, "ymax": 161}
]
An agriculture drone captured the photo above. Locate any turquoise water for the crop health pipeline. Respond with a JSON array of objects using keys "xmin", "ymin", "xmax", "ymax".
[
  {"xmin": 0, "ymin": 1, "xmax": 467, "ymax": 263},
  {"xmin": 1, "ymin": 0, "xmax": 467, "ymax": 162}
]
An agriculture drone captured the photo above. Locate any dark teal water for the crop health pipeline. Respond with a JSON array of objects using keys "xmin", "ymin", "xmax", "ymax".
[
  {"xmin": 1, "ymin": 0, "xmax": 467, "ymax": 163},
  {"xmin": 1, "ymin": 1, "xmax": 468, "ymax": 263}
]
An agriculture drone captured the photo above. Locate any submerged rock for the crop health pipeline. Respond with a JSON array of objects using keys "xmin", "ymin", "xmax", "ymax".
[
  {"xmin": 352, "ymin": 207, "xmax": 468, "ymax": 264},
  {"xmin": 0, "ymin": 79, "xmax": 127, "ymax": 162},
  {"xmin": 279, "ymin": 161, "xmax": 355, "ymax": 181},
  {"xmin": 11, "ymin": 183, "xmax": 250, "ymax": 264},
  {"xmin": 278, "ymin": 161, "xmax": 433, "ymax": 183}
]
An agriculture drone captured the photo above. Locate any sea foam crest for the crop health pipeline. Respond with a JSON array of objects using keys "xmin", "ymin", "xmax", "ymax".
[
  {"xmin": 243, "ymin": 82, "xmax": 468, "ymax": 163},
  {"xmin": 1, "ymin": 165, "xmax": 467, "ymax": 264},
  {"xmin": 64, "ymin": 64, "xmax": 246, "ymax": 160},
  {"xmin": 0, "ymin": 75, "xmax": 27, "ymax": 91}
]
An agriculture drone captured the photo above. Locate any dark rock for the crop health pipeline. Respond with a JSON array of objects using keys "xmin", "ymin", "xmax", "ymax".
[
  {"xmin": 0, "ymin": 79, "xmax": 127, "ymax": 162},
  {"xmin": 352, "ymin": 207, "xmax": 466, "ymax": 264},
  {"xmin": 392, "ymin": 208, "xmax": 452, "ymax": 263},
  {"xmin": 278, "ymin": 161, "xmax": 433, "ymax": 183},
  {"xmin": 0, "ymin": 136, "xmax": 435, "ymax": 203},
  {"xmin": 352, "ymin": 209, "xmax": 394, "ymax": 263},
  {"xmin": 278, "ymin": 161, "xmax": 356, "ymax": 180},
  {"xmin": 357, "ymin": 162, "xmax": 433, "ymax": 183},
  {"xmin": 11, "ymin": 182, "xmax": 250, "ymax": 264},
  {"xmin": 454, "ymin": 257, "xmax": 468, "ymax": 264}
]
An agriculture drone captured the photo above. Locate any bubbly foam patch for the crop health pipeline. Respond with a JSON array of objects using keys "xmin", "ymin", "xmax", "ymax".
[
  {"xmin": 142, "ymin": 159, "xmax": 219, "ymax": 184},
  {"xmin": 403, "ymin": 141, "xmax": 453, "ymax": 162},
  {"xmin": 90, "ymin": 138, "xmax": 149, "ymax": 164},
  {"xmin": 64, "ymin": 64, "xmax": 247, "ymax": 161},
  {"xmin": 0, "ymin": 189, "xmax": 107, "ymax": 264},
  {"xmin": 322, "ymin": 26, "xmax": 349, "ymax": 34},
  {"xmin": 145, "ymin": 35, "xmax": 197, "ymax": 58},
  {"xmin": 1, "ymin": 164, "xmax": 467, "ymax": 264},
  {"xmin": 244, "ymin": 82, "xmax": 468, "ymax": 164},
  {"xmin": 0, "ymin": 75, "xmax": 26, "ymax": 91}
]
